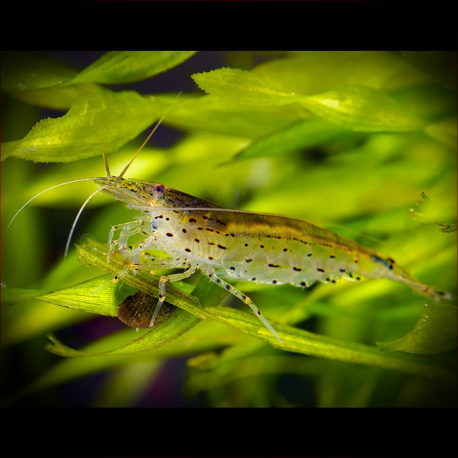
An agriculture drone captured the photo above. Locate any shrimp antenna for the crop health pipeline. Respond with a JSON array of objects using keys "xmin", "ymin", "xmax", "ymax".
[
  {"xmin": 116, "ymin": 92, "xmax": 182, "ymax": 183},
  {"xmin": 94, "ymin": 100, "xmax": 111, "ymax": 178},
  {"xmin": 7, "ymin": 178, "xmax": 96, "ymax": 230},
  {"xmin": 64, "ymin": 185, "xmax": 108, "ymax": 257}
]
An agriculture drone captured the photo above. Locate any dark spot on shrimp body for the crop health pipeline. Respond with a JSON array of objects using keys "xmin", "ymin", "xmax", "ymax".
[{"xmin": 371, "ymin": 255, "xmax": 395, "ymax": 270}]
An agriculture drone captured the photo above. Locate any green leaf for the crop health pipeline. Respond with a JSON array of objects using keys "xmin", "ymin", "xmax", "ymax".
[
  {"xmin": 11, "ymin": 83, "xmax": 103, "ymax": 110},
  {"xmin": 160, "ymin": 93, "xmax": 309, "ymax": 137},
  {"xmin": 1, "ymin": 51, "xmax": 77, "ymax": 93},
  {"xmin": 204, "ymin": 305, "xmax": 455, "ymax": 381},
  {"xmin": 299, "ymin": 86, "xmax": 425, "ymax": 132},
  {"xmin": 232, "ymin": 118, "xmax": 351, "ymax": 162},
  {"xmin": 400, "ymin": 51, "xmax": 457, "ymax": 91},
  {"xmin": 253, "ymin": 51, "xmax": 433, "ymax": 95},
  {"xmin": 190, "ymin": 70, "xmax": 425, "ymax": 132},
  {"xmin": 0, "ymin": 141, "xmax": 21, "ymax": 161},
  {"xmin": 424, "ymin": 116, "xmax": 458, "ymax": 150},
  {"xmin": 192, "ymin": 68, "xmax": 297, "ymax": 106},
  {"xmin": 1, "ymin": 51, "xmax": 197, "ymax": 93},
  {"xmin": 377, "ymin": 300, "xmax": 457, "ymax": 355},
  {"xmin": 46, "ymin": 307, "xmax": 200, "ymax": 357},
  {"xmin": 1, "ymin": 286, "xmax": 44, "ymax": 307},
  {"xmin": 1, "ymin": 90, "xmax": 163, "ymax": 162},
  {"xmin": 390, "ymin": 85, "xmax": 457, "ymax": 123},
  {"xmin": 37, "ymin": 274, "xmax": 137, "ymax": 317},
  {"xmin": 70, "ymin": 51, "xmax": 197, "ymax": 85}
]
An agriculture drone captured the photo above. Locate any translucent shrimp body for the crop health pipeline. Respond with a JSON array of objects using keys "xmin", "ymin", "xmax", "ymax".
[{"xmin": 95, "ymin": 176, "xmax": 451, "ymax": 343}]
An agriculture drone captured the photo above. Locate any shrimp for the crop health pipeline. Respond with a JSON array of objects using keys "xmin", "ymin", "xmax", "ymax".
[{"xmin": 92, "ymin": 175, "xmax": 451, "ymax": 343}]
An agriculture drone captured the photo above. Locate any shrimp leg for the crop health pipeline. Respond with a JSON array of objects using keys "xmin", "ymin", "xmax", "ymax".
[
  {"xmin": 152, "ymin": 265, "xmax": 200, "ymax": 326},
  {"xmin": 108, "ymin": 220, "xmax": 150, "ymax": 261},
  {"xmin": 206, "ymin": 270, "xmax": 283, "ymax": 344}
]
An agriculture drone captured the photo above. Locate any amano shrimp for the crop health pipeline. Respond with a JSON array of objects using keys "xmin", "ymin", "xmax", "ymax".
[{"xmin": 93, "ymin": 175, "xmax": 452, "ymax": 343}]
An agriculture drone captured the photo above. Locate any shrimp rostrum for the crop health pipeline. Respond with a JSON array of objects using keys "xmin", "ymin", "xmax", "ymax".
[{"xmin": 94, "ymin": 176, "xmax": 451, "ymax": 343}]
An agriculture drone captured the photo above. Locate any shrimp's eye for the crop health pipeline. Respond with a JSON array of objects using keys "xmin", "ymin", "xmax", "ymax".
[{"xmin": 153, "ymin": 184, "xmax": 165, "ymax": 196}]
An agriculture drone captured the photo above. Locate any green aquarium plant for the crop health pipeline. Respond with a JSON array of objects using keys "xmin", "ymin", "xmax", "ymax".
[{"xmin": 1, "ymin": 51, "xmax": 456, "ymax": 407}]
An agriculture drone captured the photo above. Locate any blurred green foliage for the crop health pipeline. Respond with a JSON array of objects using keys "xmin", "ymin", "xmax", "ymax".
[{"xmin": 1, "ymin": 51, "xmax": 456, "ymax": 407}]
